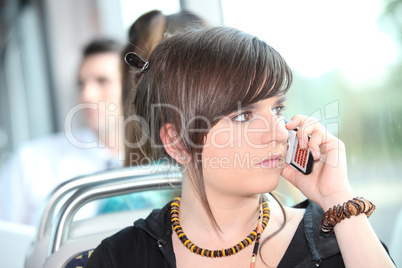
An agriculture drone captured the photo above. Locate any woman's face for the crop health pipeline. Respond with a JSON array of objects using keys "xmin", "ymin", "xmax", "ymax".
[{"xmin": 201, "ymin": 95, "xmax": 288, "ymax": 197}]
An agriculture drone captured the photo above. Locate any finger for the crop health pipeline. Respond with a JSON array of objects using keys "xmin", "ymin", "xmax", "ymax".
[
  {"xmin": 286, "ymin": 115, "xmax": 319, "ymax": 149},
  {"xmin": 285, "ymin": 115, "xmax": 304, "ymax": 130},
  {"xmin": 307, "ymin": 128, "xmax": 324, "ymax": 160},
  {"xmin": 296, "ymin": 117, "xmax": 319, "ymax": 149}
]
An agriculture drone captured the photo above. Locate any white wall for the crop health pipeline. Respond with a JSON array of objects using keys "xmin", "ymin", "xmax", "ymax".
[{"xmin": 44, "ymin": 0, "xmax": 125, "ymax": 131}]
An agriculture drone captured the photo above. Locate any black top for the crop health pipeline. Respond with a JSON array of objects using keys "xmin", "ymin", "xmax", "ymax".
[{"xmin": 84, "ymin": 200, "xmax": 347, "ymax": 268}]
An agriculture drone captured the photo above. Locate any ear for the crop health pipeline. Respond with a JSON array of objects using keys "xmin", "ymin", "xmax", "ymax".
[{"xmin": 160, "ymin": 123, "xmax": 190, "ymax": 165}]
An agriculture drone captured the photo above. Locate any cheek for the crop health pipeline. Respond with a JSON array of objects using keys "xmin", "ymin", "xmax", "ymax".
[
  {"xmin": 202, "ymin": 138, "xmax": 250, "ymax": 173},
  {"xmin": 104, "ymin": 87, "xmax": 123, "ymax": 110},
  {"xmin": 209, "ymin": 122, "xmax": 255, "ymax": 147},
  {"xmin": 202, "ymin": 130, "xmax": 232, "ymax": 172},
  {"xmin": 243, "ymin": 119, "xmax": 270, "ymax": 143},
  {"xmin": 202, "ymin": 120, "xmax": 262, "ymax": 171},
  {"xmin": 107, "ymin": 84, "xmax": 122, "ymax": 100}
]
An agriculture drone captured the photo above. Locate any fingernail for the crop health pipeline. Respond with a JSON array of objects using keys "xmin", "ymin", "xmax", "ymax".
[
  {"xmin": 286, "ymin": 120, "xmax": 292, "ymax": 125},
  {"xmin": 299, "ymin": 139, "xmax": 305, "ymax": 149}
]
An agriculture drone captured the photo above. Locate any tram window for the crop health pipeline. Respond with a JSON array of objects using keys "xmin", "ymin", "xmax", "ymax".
[
  {"xmin": 120, "ymin": 0, "xmax": 180, "ymax": 31},
  {"xmin": 221, "ymin": 0, "xmax": 402, "ymax": 251}
]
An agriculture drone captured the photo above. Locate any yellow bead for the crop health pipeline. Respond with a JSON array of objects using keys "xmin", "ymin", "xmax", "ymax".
[
  {"xmin": 190, "ymin": 244, "xmax": 196, "ymax": 252},
  {"xmin": 178, "ymin": 233, "xmax": 185, "ymax": 239},
  {"xmin": 201, "ymin": 248, "xmax": 205, "ymax": 256},
  {"xmin": 222, "ymin": 249, "xmax": 226, "ymax": 257},
  {"xmin": 184, "ymin": 240, "xmax": 190, "ymax": 246},
  {"xmin": 246, "ymin": 237, "xmax": 252, "ymax": 245}
]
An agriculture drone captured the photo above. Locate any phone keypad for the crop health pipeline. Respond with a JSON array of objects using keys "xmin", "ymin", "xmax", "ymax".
[{"xmin": 294, "ymin": 143, "xmax": 308, "ymax": 168}]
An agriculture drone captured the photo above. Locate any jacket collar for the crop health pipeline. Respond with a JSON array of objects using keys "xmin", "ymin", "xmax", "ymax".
[
  {"xmin": 134, "ymin": 201, "xmax": 176, "ymax": 267},
  {"xmin": 134, "ymin": 201, "xmax": 173, "ymax": 240},
  {"xmin": 296, "ymin": 199, "xmax": 341, "ymax": 265}
]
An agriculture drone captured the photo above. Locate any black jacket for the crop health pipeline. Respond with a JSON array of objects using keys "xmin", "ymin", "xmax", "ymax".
[{"xmin": 85, "ymin": 200, "xmax": 346, "ymax": 268}]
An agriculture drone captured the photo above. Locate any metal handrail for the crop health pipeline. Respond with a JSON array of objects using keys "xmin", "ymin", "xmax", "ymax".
[
  {"xmin": 47, "ymin": 170, "xmax": 181, "ymax": 256},
  {"xmin": 37, "ymin": 163, "xmax": 179, "ymax": 240}
]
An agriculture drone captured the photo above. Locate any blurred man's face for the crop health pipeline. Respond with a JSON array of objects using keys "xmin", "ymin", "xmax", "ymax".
[{"xmin": 78, "ymin": 52, "xmax": 122, "ymax": 136}]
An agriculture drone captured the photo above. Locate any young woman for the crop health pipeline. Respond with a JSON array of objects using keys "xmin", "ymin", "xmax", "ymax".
[{"xmin": 85, "ymin": 27, "xmax": 394, "ymax": 268}]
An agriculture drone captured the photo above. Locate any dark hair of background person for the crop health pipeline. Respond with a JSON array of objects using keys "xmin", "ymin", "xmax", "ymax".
[{"xmin": 83, "ymin": 38, "xmax": 123, "ymax": 58}]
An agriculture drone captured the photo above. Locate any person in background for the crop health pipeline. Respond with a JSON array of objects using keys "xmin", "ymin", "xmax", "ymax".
[
  {"xmin": 122, "ymin": 10, "xmax": 207, "ymax": 167},
  {"xmin": 0, "ymin": 38, "xmax": 125, "ymax": 226}
]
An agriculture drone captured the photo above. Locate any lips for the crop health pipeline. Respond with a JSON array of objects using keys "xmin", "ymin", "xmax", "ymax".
[{"xmin": 259, "ymin": 154, "xmax": 283, "ymax": 168}]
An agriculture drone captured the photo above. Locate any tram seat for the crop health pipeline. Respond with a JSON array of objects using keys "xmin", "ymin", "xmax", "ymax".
[
  {"xmin": 25, "ymin": 164, "xmax": 181, "ymax": 268},
  {"xmin": 43, "ymin": 209, "xmax": 151, "ymax": 268}
]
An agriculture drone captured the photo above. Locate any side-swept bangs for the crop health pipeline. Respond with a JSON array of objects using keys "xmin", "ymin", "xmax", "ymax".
[{"xmin": 155, "ymin": 27, "xmax": 292, "ymax": 142}]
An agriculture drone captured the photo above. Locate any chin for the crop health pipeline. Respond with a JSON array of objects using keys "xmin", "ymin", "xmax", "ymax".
[{"xmin": 253, "ymin": 170, "xmax": 281, "ymax": 192}]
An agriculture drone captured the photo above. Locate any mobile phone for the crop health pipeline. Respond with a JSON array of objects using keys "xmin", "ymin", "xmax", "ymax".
[{"xmin": 285, "ymin": 129, "xmax": 314, "ymax": 175}]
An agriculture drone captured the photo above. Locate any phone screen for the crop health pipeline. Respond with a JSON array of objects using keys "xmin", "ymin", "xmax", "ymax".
[{"xmin": 285, "ymin": 129, "xmax": 314, "ymax": 175}]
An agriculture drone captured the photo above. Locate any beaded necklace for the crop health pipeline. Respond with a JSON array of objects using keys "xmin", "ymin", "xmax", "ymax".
[{"xmin": 171, "ymin": 195, "xmax": 270, "ymax": 261}]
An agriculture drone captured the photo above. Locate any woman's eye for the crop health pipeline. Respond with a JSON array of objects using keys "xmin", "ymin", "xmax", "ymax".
[
  {"xmin": 233, "ymin": 112, "xmax": 252, "ymax": 122},
  {"xmin": 272, "ymin": 105, "xmax": 285, "ymax": 119},
  {"xmin": 272, "ymin": 106, "xmax": 285, "ymax": 117}
]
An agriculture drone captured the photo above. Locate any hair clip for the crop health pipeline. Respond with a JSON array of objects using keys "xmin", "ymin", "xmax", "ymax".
[{"xmin": 124, "ymin": 52, "xmax": 149, "ymax": 73}]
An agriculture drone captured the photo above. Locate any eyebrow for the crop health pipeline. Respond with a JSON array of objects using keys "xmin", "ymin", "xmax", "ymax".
[
  {"xmin": 238, "ymin": 95, "xmax": 288, "ymax": 111},
  {"xmin": 236, "ymin": 103, "xmax": 257, "ymax": 112},
  {"xmin": 275, "ymin": 95, "xmax": 287, "ymax": 105}
]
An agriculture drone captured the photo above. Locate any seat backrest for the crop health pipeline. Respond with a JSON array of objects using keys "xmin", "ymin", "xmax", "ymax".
[
  {"xmin": 43, "ymin": 209, "xmax": 152, "ymax": 268},
  {"xmin": 64, "ymin": 249, "xmax": 94, "ymax": 268},
  {"xmin": 25, "ymin": 164, "xmax": 182, "ymax": 268},
  {"xmin": 36, "ymin": 164, "xmax": 177, "ymax": 242}
]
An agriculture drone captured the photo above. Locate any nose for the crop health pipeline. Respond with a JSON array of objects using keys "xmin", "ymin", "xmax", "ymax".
[
  {"xmin": 259, "ymin": 115, "xmax": 288, "ymax": 146},
  {"xmin": 80, "ymin": 82, "xmax": 99, "ymax": 104}
]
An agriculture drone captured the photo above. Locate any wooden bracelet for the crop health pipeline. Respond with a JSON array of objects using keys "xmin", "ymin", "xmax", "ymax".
[{"xmin": 320, "ymin": 197, "xmax": 376, "ymax": 234}]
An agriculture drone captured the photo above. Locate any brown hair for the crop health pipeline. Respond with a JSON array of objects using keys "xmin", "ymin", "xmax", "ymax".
[
  {"xmin": 126, "ymin": 27, "xmax": 292, "ymax": 234},
  {"xmin": 121, "ymin": 10, "xmax": 207, "ymax": 108}
]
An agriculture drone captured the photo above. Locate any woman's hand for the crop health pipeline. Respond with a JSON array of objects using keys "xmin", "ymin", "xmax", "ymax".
[{"xmin": 280, "ymin": 115, "xmax": 355, "ymax": 210}]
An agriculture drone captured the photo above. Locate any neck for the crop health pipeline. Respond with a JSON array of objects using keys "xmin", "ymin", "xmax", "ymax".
[{"xmin": 179, "ymin": 177, "xmax": 261, "ymax": 241}]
